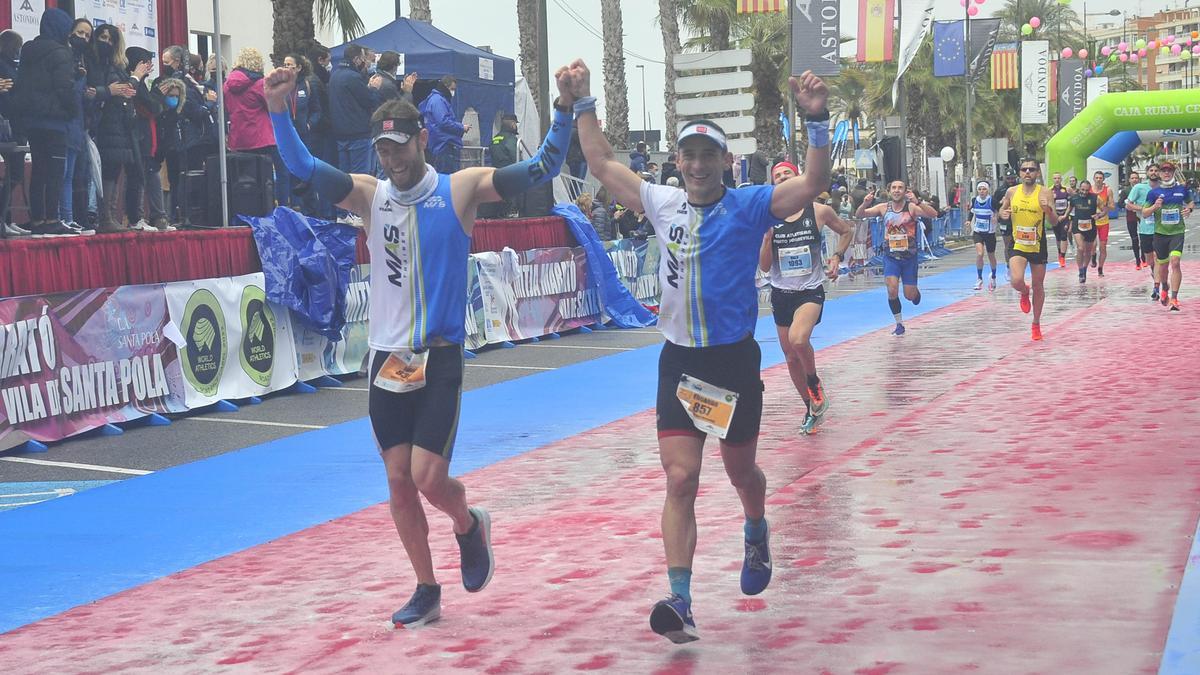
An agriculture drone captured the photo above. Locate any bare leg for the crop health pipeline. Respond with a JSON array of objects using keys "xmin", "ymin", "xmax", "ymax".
[
  {"xmin": 659, "ymin": 435, "xmax": 705, "ymax": 569},
  {"xmin": 1030, "ymin": 263, "xmax": 1047, "ymax": 324},
  {"xmin": 719, "ymin": 438, "xmax": 766, "ymax": 522},
  {"xmin": 776, "ymin": 325, "xmax": 808, "ymax": 402},
  {"xmin": 1009, "ymin": 255, "xmax": 1030, "ymax": 295},
  {"xmin": 381, "ymin": 443, "xmax": 437, "ymax": 585},
  {"xmin": 1098, "ymin": 232, "xmax": 1109, "ymax": 270},
  {"xmin": 410, "ymin": 446, "xmax": 474, "ymax": 535},
  {"xmin": 1170, "ymin": 255, "xmax": 1183, "ymax": 295}
]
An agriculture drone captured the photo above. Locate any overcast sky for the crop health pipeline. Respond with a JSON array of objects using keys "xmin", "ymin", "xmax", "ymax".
[{"xmin": 341, "ymin": 0, "xmax": 1175, "ymax": 135}]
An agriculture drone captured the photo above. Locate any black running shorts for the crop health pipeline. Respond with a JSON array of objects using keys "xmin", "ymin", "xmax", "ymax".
[
  {"xmin": 1007, "ymin": 234, "xmax": 1049, "ymax": 265},
  {"xmin": 1154, "ymin": 232, "xmax": 1186, "ymax": 260},
  {"xmin": 1140, "ymin": 234, "xmax": 1157, "ymax": 257},
  {"xmin": 656, "ymin": 336, "xmax": 764, "ymax": 444},
  {"xmin": 369, "ymin": 345, "xmax": 464, "ymax": 458},
  {"xmin": 972, "ymin": 231, "xmax": 997, "ymax": 252},
  {"xmin": 770, "ymin": 286, "xmax": 825, "ymax": 327}
]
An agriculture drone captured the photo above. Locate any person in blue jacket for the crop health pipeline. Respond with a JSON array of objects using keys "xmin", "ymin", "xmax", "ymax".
[
  {"xmin": 328, "ymin": 43, "xmax": 383, "ymax": 180},
  {"xmin": 419, "ymin": 75, "xmax": 469, "ymax": 174}
]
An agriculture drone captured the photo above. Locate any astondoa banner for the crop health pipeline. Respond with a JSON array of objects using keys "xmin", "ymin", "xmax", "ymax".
[
  {"xmin": 1057, "ymin": 58, "xmax": 1086, "ymax": 128},
  {"xmin": 164, "ymin": 274, "xmax": 299, "ymax": 408},
  {"xmin": 1020, "ymin": 40, "xmax": 1050, "ymax": 124},
  {"xmin": 791, "ymin": 0, "xmax": 841, "ymax": 77},
  {"xmin": 0, "ymin": 285, "xmax": 187, "ymax": 447},
  {"xmin": 475, "ymin": 247, "xmax": 602, "ymax": 343},
  {"xmin": 293, "ymin": 265, "xmax": 371, "ymax": 381}
]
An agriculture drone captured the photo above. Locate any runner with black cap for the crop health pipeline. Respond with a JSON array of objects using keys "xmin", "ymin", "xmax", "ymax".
[
  {"xmin": 264, "ymin": 64, "xmax": 575, "ymax": 627},
  {"xmin": 561, "ymin": 57, "xmax": 831, "ymax": 643},
  {"xmin": 759, "ymin": 160, "xmax": 853, "ymax": 434}
]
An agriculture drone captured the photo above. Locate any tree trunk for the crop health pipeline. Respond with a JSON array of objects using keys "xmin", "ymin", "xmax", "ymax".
[
  {"xmin": 710, "ymin": 11, "xmax": 731, "ymax": 52},
  {"xmin": 272, "ymin": 0, "xmax": 315, "ymax": 67},
  {"xmin": 601, "ymin": 0, "xmax": 630, "ymax": 149},
  {"xmin": 516, "ymin": 0, "xmax": 543, "ymax": 122},
  {"xmin": 751, "ymin": 60, "xmax": 784, "ymax": 160},
  {"xmin": 659, "ymin": 0, "xmax": 680, "ymax": 150},
  {"xmin": 409, "ymin": 0, "xmax": 432, "ymax": 23}
]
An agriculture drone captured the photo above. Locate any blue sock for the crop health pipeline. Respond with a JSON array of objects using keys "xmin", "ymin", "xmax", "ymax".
[
  {"xmin": 668, "ymin": 567, "xmax": 692, "ymax": 603},
  {"xmin": 977, "ymin": 266, "xmax": 983, "ymax": 280},
  {"xmin": 744, "ymin": 516, "xmax": 767, "ymax": 543}
]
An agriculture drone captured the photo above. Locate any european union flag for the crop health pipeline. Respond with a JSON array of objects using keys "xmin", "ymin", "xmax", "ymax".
[{"xmin": 933, "ymin": 20, "xmax": 966, "ymax": 77}]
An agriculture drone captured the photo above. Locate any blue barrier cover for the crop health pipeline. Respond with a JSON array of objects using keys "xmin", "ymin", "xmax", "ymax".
[
  {"xmin": 244, "ymin": 207, "xmax": 359, "ymax": 341},
  {"xmin": 553, "ymin": 204, "xmax": 656, "ymax": 329}
]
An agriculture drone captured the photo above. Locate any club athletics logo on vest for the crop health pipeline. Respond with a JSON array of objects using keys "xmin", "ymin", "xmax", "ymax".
[
  {"xmin": 239, "ymin": 286, "xmax": 276, "ymax": 387},
  {"xmin": 181, "ymin": 289, "xmax": 227, "ymax": 397}
]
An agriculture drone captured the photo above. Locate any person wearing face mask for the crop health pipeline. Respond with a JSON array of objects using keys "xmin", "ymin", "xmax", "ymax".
[
  {"xmin": 55, "ymin": 19, "xmax": 97, "ymax": 235},
  {"xmin": 88, "ymin": 24, "xmax": 142, "ymax": 233},
  {"xmin": 0, "ymin": 29, "xmax": 29, "ymax": 237},
  {"xmin": 11, "ymin": 8, "xmax": 81, "ymax": 237},
  {"xmin": 329, "ymin": 43, "xmax": 384, "ymax": 189},
  {"xmin": 419, "ymin": 75, "xmax": 469, "ymax": 174},
  {"xmin": 123, "ymin": 46, "xmax": 169, "ymax": 232},
  {"xmin": 304, "ymin": 43, "xmax": 336, "ymax": 219}
]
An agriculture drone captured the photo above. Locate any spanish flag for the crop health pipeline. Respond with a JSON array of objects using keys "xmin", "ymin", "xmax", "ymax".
[
  {"xmin": 857, "ymin": 0, "xmax": 895, "ymax": 62},
  {"xmin": 737, "ymin": 0, "xmax": 784, "ymax": 13}
]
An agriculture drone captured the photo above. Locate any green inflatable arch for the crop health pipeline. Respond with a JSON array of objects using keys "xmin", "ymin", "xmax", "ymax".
[{"xmin": 1046, "ymin": 89, "xmax": 1200, "ymax": 179}]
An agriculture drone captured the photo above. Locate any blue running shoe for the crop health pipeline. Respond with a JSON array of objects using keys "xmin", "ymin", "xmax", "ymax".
[
  {"xmin": 456, "ymin": 506, "xmax": 494, "ymax": 593},
  {"xmin": 892, "ymin": 323, "xmax": 906, "ymax": 336},
  {"xmin": 392, "ymin": 584, "xmax": 441, "ymax": 628},
  {"xmin": 741, "ymin": 520, "xmax": 772, "ymax": 595},
  {"xmin": 799, "ymin": 411, "xmax": 817, "ymax": 435},
  {"xmin": 649, "ymin": 594, "xmax": 699, "ymax": 643}
]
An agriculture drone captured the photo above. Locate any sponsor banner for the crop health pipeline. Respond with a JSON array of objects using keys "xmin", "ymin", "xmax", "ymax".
[
  {"xmin": 1020, "ymin": 41, "xmax": 1050, "ymax": 124},
  {"xmin": 293, "ymin": 265, "xmax": 371, "ymax": 381},
  {"xmin": 1087, "ymin": 76, "xmax": 1109, "ymax": 105},
  {"xmin": 892, "ymin": 0, "xmax": 935, "ymax": 106},
  {"xmin": 476, "ymin": 247, "xmax": 602, "ymax": 343},
  {"xmin": 79, "ymin": 0, "xmax": 158, "ymax": 73},
  {"xmin": 11, "ymin": 0, "xmax": 45, "ymax": 42},
  {"xmin": 0, "ymin": 285, "xmax": 186, "ymax": 447},
  {"xmin": 464, "ymin": 258, "xmax": 488, "ymax": 351},
  {"xmin": 165, "ymin": 274, "xmax": 298, "ymax": 408},
  {"xmin": 1057, "ymin": 58, "xmax": 1086, "ymax": 128},
  {"xmin": 791, "ymin": 0, "xmax": 841, "ymax": 77},
  {"xmin": 966, "ymin": 18, "xmax": 1002, "ymax": 81},
  {"xmin": 604, "ymin": 238, "xmax": 661, "ymax": 307}
]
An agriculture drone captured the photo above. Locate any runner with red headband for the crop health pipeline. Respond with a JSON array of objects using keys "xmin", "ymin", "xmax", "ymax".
[{"xmin": 759, "ymin": 161, "xmax": 853, "ymax": 434}]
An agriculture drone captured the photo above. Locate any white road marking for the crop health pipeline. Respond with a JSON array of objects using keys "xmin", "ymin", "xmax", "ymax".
[
  {"xmin": 467, "ymin": 363, "xmax": 554, "ymax": 371},
  {"xmin": 323, "ymin": 386, "xmax": 370, "ymax": 392},
  {"xmin": 0, "ymin": 457, "xmax": 152, "ymax": 476},
  {"xmin": 525, "ymin": 344, "xmax": 635, "ymax": 351},
  {"xmin": 184, "ymin": 417, "xmax": 328, "ymax": 430},
  {"xmin": 0, "ymin": 488, "xmax": 75, "ymax": 498}
]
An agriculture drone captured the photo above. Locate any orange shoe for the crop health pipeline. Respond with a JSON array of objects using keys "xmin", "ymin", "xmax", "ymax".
[
  {"xmin": 806, "ymin": 382, "xmax": 828, "ymax": 417},
  {"xmin": 1162, "ymin": 292, "xmax": 1171, "ymax": 308},
  {"xmin": 1170, "ymin": 298, "xmax": 1181, "ymax": 312},
  {"xmin": 1031, "ymin": 324, "xmax": 1044, "ymax": 341},
  {"xmin": 1019, "ymin": 293, "xmax": 1031, "ymax": 314},
  {"xmin": 1058, "ymin": 255, "xmax": 1066, "ymax": 268}
]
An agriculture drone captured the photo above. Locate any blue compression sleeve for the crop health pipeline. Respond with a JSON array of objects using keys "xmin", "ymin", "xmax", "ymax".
[
  {"xmin": 270, "ymin": 110, "xmax": 353, "ymax": 205},
  {"xmin": 492, "ymin": 107, "xmax": 573, "ymax": 200}
]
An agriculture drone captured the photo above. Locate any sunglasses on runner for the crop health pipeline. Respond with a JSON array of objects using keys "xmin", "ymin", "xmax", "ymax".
[{"xmin": 1019, "ymin": 167, "xmax": 1037, "ymax": 173}]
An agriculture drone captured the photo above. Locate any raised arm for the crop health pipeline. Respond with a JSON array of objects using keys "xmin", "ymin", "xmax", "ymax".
[
  {"xmin": 770, "ymin": 72, "xmax": 831, "ymax": 220},
  {"xmin": 759, "ymin": 233, "xmax": 773, "ymax": 274},
  {"xmin": 559, "ymin": 59, "xmax": 646, "ymax": 214},
  {"xmin": 265, "ymin": 67, "xmax": 373, "ymax": 217}
]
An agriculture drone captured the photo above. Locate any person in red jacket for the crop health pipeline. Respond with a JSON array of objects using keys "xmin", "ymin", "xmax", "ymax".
[{"xmin": 224, "ymin": 47, "xmax": 289, "ymax": 207}]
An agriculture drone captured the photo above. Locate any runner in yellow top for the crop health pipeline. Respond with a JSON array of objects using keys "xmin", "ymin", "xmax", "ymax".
[{"xmin": 999, "ymin": 159, "xmax": 1058, "ymax": 341}]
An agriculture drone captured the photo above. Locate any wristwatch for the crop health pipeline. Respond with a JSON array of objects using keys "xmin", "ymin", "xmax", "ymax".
[{"xmin": 804, "ymin": 108, "xmax": 831, "ymax": 122}]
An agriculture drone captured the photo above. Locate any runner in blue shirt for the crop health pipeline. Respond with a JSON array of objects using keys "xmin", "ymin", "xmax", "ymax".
[
  {"xmin": 855, "ymin": 180, "xmax": 939, "ymax": 335},
  {"xmin": 1143, "ymin": 161, "xmax": 1194, "ymax": 311},
  {"xmin": 966, "ymin": 180, "xmax": 999, "ymax": 291},
  {"xmin": 564, "ymin": 58, "xmax": 831, "ymax": 644}
]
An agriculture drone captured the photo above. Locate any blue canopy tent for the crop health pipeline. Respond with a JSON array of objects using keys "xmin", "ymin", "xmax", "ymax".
[{"xmin": 331, "ymin": 18, "xmax": 516, "ymax": 151}]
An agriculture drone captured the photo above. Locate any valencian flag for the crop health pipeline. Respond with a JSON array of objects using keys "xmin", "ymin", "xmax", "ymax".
[
  {"xmin": 857, "ymin": 0, "xmax": 895, "ymax": 62},
  {"xmin": 991, "ymin": 42, "xmax": 1019, "ymax": 89},
  {"xmin": 933, "ymin": 20, "xmax": 965, "ymax": 77},
  {"xmin": 737, "ymin": 0, "xmax": 784, "ymax": 13}
]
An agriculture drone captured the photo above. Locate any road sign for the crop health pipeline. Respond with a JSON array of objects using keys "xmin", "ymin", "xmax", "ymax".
[{"xmin": 981, "ymin": 138, "xmax": 1009, "ymax": 166}]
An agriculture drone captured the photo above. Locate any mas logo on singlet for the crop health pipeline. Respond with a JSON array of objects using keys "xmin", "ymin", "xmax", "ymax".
[
  {"xmin": 665, "ymin": 223, "xmax": 689, "ymax": 289},
  {"xmin": 239, "ymin": 286, "xmax": 276, "ymax": 387},
  {"xmin": 181, "ymin": 289, "xmax": 227, "ymax": 397},
  {"xmin": 423, "ymin": 195, "xmax": 446, "ymax": 209}
]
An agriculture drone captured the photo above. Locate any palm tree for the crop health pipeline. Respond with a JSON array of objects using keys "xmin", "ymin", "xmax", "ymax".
[
  {"xmin": 516, "ymin": 0, "xmax": 542, "ymax": 121},
  {"xmin": 678, "ymin": 0, "xmax": 733, "ymax": 52},
  {"xmin": 600, "ymin": 0, "xmax": 630, "ymax": 149},
  {"xmin": 992, "ymin": 0, "xmax": 1082, "ymax": 50},
  {"xmin": 409, "ymin": 0, "xmax": 432, "ymax": 23},
  {"xmin": 734, "ymin": 11, "xmax": 788, "ymax": 159},
  {"xmin": 828, "ymin": 66, "xmax": 871, "ymax": 138},
  {"xmin": 273, "ymin": 0, "xmax": 364, "ymax": 63},
  {"xmin": 658, "ymin": 0, "xmax": 681, "ymax": 149}
]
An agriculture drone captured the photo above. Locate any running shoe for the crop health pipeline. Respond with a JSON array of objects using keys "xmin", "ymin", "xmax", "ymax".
[
  {"xmin": 3, "ymin": 222, "xmax": 30, "ymax": 237},
  {"xmin": 1136, "ymin": 262, "xmax": 1143, "ymax": 271},
  {"xmin": 807, "ymin": 382, "xmax": 828, "ymax": 417},
  {"xmin": 1162, "ymin": 292, "xmax": 1171, "ymax": 308},
  {"xmin": 1152, "ymin": 287, "xmax": 1161, "ymax": 301},
  {"xmin": 741, "ymin": 520, "xmax": 772, "ymax": 596},
  {"xmin": 892, "ymin": 323, "xmax": 906, "ymax": 336},
  {"xmin": 1031, "ymin": 324, "xmax": 1044, "ymax": 341},
  {"xmin": 1097, "ymin": 267, "xmax": 1104, "ymax": 277},
  {"xmin": 392, "ymin": 584, "xmax": 442, "ymax": 628},
  {"xmin": 1058, "ymin": 255, "xmax": 1066, "ymax": 268},
  {"xmin": 1078, "ymin": 271, "xmax": 1086, "ymax": 284},
  {"xmin": 912, "ymin": 290, "xmax": 922, "ymax": 306},
  {"xmin": 1170, "ymin": 298, "xmax": 1181, "ymax": 312},
  {"xmin": 456, "ymin": 506, "xmax": 494, "ymax": 593},
  {"xmin": 131, "ymin": 219, "xmax": 156, "ymax": 232},
  {"xmin": 974, "ymin": 279, "xmax": 983, "ymax": 291},
  {"xmin": 650, "ymin": 594, "xmax": 699, "ymax": 644},
  {"xmin": 1019, "ymin": 293, "xmax": 1031, "ymax": 314},
  {"xmin": 799, "ymin": 411, "xmax": 818, "ymax": 435},
  {"xmin": 65, "ymin": 221, "xmax": 96, "ymax": 236},
  {"xmin": 1091, "ymin": 253, "xmax": 1098, "ymax": 268},
  {"xmin": 988, "ymin": 277, "xmax": 997, "ymax": 291}
]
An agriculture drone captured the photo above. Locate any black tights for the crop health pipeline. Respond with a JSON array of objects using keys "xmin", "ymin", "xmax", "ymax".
[
  {"xmin": 1126, "ymin": 217, "xmax": 1141, "ymax": 262},
  {"xmin": 27, "ymin": 128, "xmax": 66, "ymax": 223}
]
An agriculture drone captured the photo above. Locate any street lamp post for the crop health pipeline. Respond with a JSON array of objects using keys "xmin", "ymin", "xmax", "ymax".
[{"xmin": 636, "ymin": 64, "xmax": 647, "ymax": 149}]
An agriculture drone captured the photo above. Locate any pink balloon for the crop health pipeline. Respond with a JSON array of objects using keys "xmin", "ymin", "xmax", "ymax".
[
  {"xmin": 973, "ymin": 0, "xmax": 985, "ymax": 4},
  {"xmin": 1101, "ymin": 46, "xmax": 1112, "ymax": 56},
  {"xmin": 1118, "ymin": 41, "xmax": 1128, "ymax": 51},
  {"xmin": 1173, "ymin": 44, "xmax": 1183, "ymax": 55},
  {"xmin": 1119, "ymin": 53, "xmax": 1129, "ymax": 62},
  {"xmin": 959, "ymin": 0, "xmax": 967, "ymax": 6},
  {"xmin": 1138, "ymin": 48, "xmax": 1147, "ymax": 57},
  {"xmin": 1194, "ymin": 45, "xmax": 1200, "ymax": 54},
  {"xmin": 1131, "ymin": 53, "xmax": 1140, "ymax": 63},
  {"xmin": 1079, "ymin": 49, "xmax": 1088, "ymax": 59},
  {"xmin": 1029, "ymin": 17, "xmax": 1041, "ymax": 29},
  {"xmin": 968, "ymin": 5, "xmax": 979, "ymax": 16},
  {"xmin": 1061, "ymin": 47, "xmax": 1074, "ymax": 58},
  {"xmin": 1166, "ymin": 35, "xmax": 1176, "ymax": 44},
  {"xmin": 1148, "ymin": 41, "xmax": 1157, "ymax": 50}
]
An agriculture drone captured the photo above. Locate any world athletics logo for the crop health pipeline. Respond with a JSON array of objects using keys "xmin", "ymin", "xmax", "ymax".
[
  {"xmin": 181, "ymin": 289, "xmax": 227, "ymax": 397},
  {"xmin": 239, "ymin": 286, "xmax": 276, "ymax": 388}
]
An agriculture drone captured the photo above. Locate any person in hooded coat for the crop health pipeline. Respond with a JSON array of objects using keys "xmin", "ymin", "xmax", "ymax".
[
  {"xmin": 0, "ymin": 29, "xmax": 28, "ymax": 236},
  {"xmin": 225, "ymin": 47, "xmax": 288, "ymax": 207}
]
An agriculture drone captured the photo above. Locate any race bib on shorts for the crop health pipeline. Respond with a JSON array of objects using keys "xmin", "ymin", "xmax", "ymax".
[
  {"xmin": 373, "ymin": 350, "xmax": 429, "ymax": 393},
  {"xmin": 1054, "ymin": 198, "xmax": 1068, "ymax": 213},
  {"xmin": 676, "ymin": 374, "xmax": 739, "ymax": 440},
  {"xmin": 1077, "ymin": 219, "xmax": 1093, "ymax": 231},
  {"xmin": 778, "ymin": 245, "xmax": 813, "ymax": 277},
  {"xmin": 887, "ymin": 232, "xmax": 909, "ymax": 252},
  {"xmin": 1162, "ymin": 207, "xmax": 1182, "ymax": 226}
]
